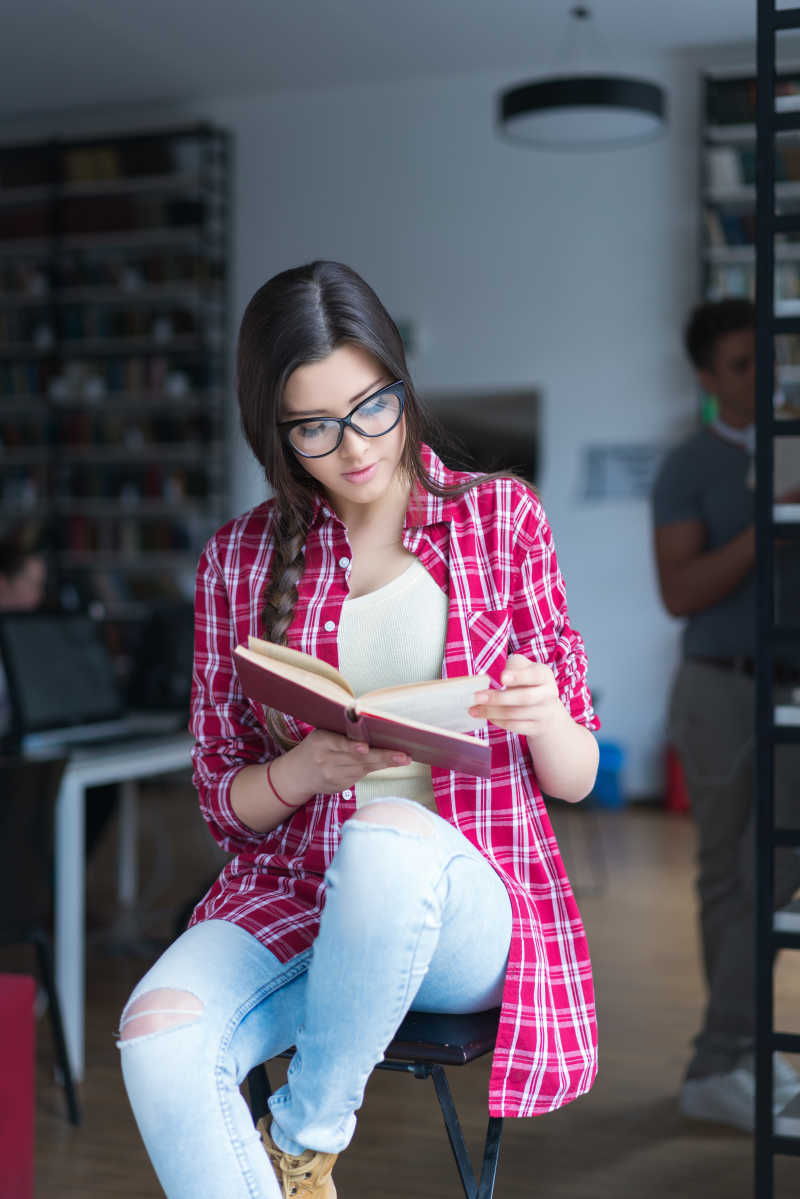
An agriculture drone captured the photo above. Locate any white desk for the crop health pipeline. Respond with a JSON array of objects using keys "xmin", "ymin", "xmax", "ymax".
[{"xmin": 50, "ymin": 732, "xmax": 194, "ymax": 1080}]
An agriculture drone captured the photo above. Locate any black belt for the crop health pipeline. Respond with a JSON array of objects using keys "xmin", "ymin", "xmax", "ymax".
[{"xmin": 691, "ymin": 655, "xmax": 800, "ymax": 685}]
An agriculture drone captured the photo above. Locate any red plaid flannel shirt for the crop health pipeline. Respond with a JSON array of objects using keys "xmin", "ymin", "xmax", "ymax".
[{"xmin": 190, "ymin": 445, "xmax": 600, "ymax": 1117}]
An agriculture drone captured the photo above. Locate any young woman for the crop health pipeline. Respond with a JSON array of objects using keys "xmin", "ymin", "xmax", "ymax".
[{"xmin": 118, "ymin": 261, "xmax": 600, "ymax": 1199}]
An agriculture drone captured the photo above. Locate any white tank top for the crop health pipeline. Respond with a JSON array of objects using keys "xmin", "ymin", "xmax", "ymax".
[{"xmin": 337, "ymin": 557, "xmax": 448, "ymax": 811}]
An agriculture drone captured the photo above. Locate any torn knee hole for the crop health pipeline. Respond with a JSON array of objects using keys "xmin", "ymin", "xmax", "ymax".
[
  {"xmin": 351, "ymin": 801, "xmax": 434, "ymax": 837},
  {"xmin": 119, "ymin": 987, "xmax": 204, "ymax": 1040}
]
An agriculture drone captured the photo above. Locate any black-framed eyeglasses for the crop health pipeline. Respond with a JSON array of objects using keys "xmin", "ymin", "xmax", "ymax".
[{"xmin": 277, "ymin": 380, "xmax": 406, "ymax": 459}]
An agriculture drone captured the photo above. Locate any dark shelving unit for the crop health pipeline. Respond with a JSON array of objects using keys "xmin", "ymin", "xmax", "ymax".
[
  {"xmin": 0, "ymin": 123, "xmax": 231, "ymax": 688},
  {"xmin": 754, "ymin": 5, "xmax": 800, "ymax": 1196},
  {"xmin": 702, "ymin": 64, "xmax": 800, "ymax": 398}
]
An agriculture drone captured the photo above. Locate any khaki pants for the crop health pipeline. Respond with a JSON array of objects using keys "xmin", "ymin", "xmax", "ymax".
[{"xmin": 669, "ymin": 659, "xmax": 800, "ymax": 1079}]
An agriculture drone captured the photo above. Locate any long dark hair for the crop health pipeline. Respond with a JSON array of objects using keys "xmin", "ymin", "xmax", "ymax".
[{"xmin": 236, "ymin": 260, "xmax": 516, "ymax": 742}]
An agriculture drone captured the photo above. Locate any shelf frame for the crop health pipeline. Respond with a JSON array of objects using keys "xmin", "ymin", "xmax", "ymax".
[{"xmin": 753, "ymin": 4, "xmax": 800, "ymax": 1188}]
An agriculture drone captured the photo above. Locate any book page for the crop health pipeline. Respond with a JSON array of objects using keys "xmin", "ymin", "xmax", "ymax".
[
  {"xmin": 360, "ymin": 704, "xmax": 487, "ymax": 746},
  {"xmin": 359, "ymin": 673, "xmax": 490, "ymax": 733},
  {"xmin": 238, "ymin": 643, "xmax": 355, "ymax": 706},
  {"xmin": 246, "ymin": 636, "xmax": 355, "ymax": 697}
]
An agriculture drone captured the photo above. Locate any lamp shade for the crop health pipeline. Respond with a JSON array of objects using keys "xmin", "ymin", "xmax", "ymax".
[{"xmin": 498, "ymin": 75, "xmax": 667, "ymax": 149}]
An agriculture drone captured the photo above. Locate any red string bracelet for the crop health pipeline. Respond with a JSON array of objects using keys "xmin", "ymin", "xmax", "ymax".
[{"xmin": 266, "ymin": 760, "xmax": 301, "ymax": 809}]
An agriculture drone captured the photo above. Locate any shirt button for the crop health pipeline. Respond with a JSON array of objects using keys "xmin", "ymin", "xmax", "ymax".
[
  {"xmin": 324, "ymin": 620, "xmax": 336, "ymax": 632},
  {"xmin": 338, "ymin": 556, "xmax": 350, "ymax": 569},
  {"xmin": 322, "ymin": 507, "xmax": 331, "ymax": 519},
  {"xmin": 342, "ymin": 789, "xmax": 353, "ymax": 800}
]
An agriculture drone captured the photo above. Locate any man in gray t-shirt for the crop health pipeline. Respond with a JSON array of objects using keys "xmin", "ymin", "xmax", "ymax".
[
  {"xmin": 652, "ymin": 298, "xmax": 800, "ymax": 1133},
  {"xmin": 654, "ymin": 428, "xmax": 757, "ymax": 662}
]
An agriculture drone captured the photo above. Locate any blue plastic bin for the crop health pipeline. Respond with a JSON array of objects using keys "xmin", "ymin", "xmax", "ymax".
[{"xmin": 590, "ymin": 741, "xmax": 626, "ymax": 807}]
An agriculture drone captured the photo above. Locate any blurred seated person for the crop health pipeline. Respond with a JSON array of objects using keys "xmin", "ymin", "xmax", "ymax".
[
  {"xmin": 0, "ymin": 522, "xmax": 47, "ymax": 738},
  {"xmin": 0, "ymin": 522, "xmax": 117, "ymax": 859},
  {"xmin": 0, "ymin": 523, "xmax": 46, "ymax": 612}
]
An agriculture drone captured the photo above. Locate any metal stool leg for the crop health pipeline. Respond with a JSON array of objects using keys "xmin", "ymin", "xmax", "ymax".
[
  {"xmin": 31, "ymin": 929, "xmax": 81, "ymax": 1125},
  {"xmin": 477, "ymin": 1116, "xmax": 503, "ymax": 1199},
  {"xmin": 247, "ymin": 1062, "xmax": 272, "ymax": 1125},
  {"xmin": 431, "ymin": 1063, "xmax": 479, "ymax": 1199}
]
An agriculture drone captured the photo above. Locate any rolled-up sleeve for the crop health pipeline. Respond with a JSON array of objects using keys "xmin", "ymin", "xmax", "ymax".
[
  {"xmin": 511, "ymin": 494, "xmax": 599, "ymax": 732},
  {"xmin": 190, "ymin": 537, "xmax": 277, "ymax": 852}
]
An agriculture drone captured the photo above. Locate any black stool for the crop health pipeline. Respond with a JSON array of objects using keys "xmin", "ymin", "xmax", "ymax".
[{"xmin": 247, "ymin": 1006, "xmax": 503, "ymax": 1198}]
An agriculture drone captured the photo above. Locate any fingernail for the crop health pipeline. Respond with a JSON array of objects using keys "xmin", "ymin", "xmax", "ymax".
[
  {"xmin": 473, "ymin": 691, "xmax": 488, "ymax": 703},
  {"xmin": 392, "ymin": 753, "xmax": 409, "ymax": 764}
]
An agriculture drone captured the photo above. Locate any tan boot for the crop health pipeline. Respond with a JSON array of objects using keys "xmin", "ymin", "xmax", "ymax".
[{"xmin": 258, "ymin": 1117, "xmax": 338, "ymax": 1198}]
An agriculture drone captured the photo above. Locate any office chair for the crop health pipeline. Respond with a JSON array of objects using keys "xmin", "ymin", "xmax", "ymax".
[
  {"xmin": 247, "ymin": 1006, "xmax": 503, "ymax": 1198},
  {"xmin": 0, "ymin": 755, "xmax": 81, "ymax": 1124}
]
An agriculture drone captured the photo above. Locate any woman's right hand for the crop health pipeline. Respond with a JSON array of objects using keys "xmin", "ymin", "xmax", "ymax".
[
  {"xmin": 231, "ymin": 731, "xmax": 412, "ymax": 833},
  {"xmin": 298, "ymin": 728, "xmax": 411, "ymax": 795}
]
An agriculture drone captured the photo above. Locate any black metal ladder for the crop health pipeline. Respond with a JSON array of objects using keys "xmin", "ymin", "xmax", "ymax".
[{"xmin": 754, "ymin": 5, "xmax": 800, "ymax": 1193}]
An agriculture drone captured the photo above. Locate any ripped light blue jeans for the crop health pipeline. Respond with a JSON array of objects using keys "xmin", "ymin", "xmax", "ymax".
[{"xmin": 118, "ymin": 799, "xmax": 512, "ymax": 1199}]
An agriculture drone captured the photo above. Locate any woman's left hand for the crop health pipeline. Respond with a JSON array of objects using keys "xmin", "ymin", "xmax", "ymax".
[{"xmin": 469, "ymin": 653, "xmax": 567, "ymax": 742}]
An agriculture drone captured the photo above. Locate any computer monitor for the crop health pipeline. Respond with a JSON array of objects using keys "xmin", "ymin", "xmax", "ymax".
[
  {"xmin": 0, "ymin": 610, "xmax": 123, "ymax": 739},
  {"xmin": 425, "ymin": 388, "xmax": 539, "ymax": 484}
]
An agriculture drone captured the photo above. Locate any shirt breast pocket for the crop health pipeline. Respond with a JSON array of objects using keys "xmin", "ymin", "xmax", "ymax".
[{"xmin": 466, "ymin": 608, "xmax": 512, "ymax": 687}]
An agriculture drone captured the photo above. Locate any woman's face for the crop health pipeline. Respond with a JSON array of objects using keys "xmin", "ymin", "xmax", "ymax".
[{"xmin": 280, "ymin": 343, "xmax": 406, "ymax": 520}]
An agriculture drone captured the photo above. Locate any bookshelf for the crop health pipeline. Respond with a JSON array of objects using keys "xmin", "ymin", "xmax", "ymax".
[
  {"xmin": 703, "ymin": 67, "xmax": 800, "ymax": 392},
  {"xmin": 0, "ymin": 123, "xmax": 230, "ymax": 686}
]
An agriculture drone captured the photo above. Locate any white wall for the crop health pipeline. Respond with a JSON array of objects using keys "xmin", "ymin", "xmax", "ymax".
[{"xmin": 0, "ymin": 51, "xmax": 712, "ymax": 795}]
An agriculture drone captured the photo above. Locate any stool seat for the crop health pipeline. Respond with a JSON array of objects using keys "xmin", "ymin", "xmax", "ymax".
[{"xmin": 385, "ymin": 1007, "xmax": 501, "ymax": 1066}]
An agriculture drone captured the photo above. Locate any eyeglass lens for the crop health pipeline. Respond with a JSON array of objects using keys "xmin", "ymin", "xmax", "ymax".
[{"xmin": 286, "ymin": 385, "xmax": 403, "ymax": 457}]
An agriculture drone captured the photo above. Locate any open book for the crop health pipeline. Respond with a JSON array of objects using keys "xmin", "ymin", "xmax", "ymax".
[{"xmin": 234, "ymin": 636, "xmax": 492, "ymax": 778}]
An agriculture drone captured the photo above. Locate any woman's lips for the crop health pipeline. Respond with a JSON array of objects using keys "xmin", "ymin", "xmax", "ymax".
[{"xmin": 341, "ymin": 462, "xmax": 378, "ymax": 484}]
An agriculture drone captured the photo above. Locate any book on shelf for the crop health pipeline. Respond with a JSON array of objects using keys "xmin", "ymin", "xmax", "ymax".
[
  {"xmin": 234, "ymin": 636, "xmax": 493, "ymax": 778},
  {"xmin": 745, "ymin": 410, "xmax": 800, "ymax": 496},
  {"xmin": 705, "ymin": 210, "xmax": 756, "ymax": 247},
  {"xmin": 704, "ymin": 75, "xmax": 800, "ymax": 126},
  {"xmin": 712, "ymin": 145, "xmax": 800, "ymax": 189},
  {"xmin": 706, "ymin": 77, "xmax": 757, "ymax": 126},
  {"xmin": 774, "ymin": 411, "xmax": 800, "ymax": 498},
  {"xmin": 703, "ymin": 208, "xmax": 757, "ymax": 249},
  {"xmin": 704, "ymin": 208, "xmax": 726, "ymax": 247},
  {"xmin": 706, "ymin": 146, "xmax": 744, "ymax": 191}
]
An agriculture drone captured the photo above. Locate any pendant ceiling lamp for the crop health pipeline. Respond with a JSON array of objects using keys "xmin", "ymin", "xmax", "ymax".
[{"xmin": 497, "ymin": 6, "xmax": 667, "ymax": 150}]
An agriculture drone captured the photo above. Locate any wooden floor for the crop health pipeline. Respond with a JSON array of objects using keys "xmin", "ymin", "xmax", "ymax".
[{"xmin": 8, "ymin": 785, "xmax": 800, "ymax": 1198}]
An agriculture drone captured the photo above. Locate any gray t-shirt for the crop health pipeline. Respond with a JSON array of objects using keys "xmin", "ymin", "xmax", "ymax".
[{"xmin": 652, "ymin": 426, "xmax": 798, "ymax": 661}]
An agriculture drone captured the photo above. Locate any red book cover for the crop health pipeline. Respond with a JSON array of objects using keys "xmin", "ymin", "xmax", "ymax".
[{"xmin": 234, "ymin": 641, "xmax": 492, "ymax": 778}]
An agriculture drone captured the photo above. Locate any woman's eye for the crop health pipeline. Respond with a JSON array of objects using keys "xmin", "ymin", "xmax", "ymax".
[
  {"xmin": 361, "ymin": 396, "xmax": 391, "ymax": 416},
  {"xmin": 297, "ymin": 422, "xmax": 327, "ymax": 440}
]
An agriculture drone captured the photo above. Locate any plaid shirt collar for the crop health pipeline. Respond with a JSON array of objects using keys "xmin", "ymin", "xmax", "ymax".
[{"xmin": 307, "ymin": 442, "xmax": 463, "ymax": 532}]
